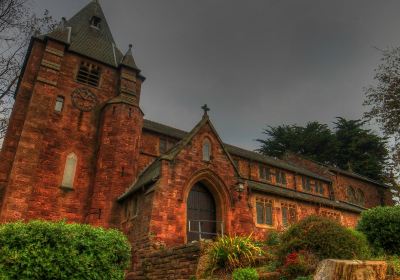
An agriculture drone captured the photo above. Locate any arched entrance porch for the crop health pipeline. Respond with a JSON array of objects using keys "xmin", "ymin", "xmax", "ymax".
[
  {"xmin": 187, "ymin": 182, "xmax": 218, "ymax": 241},
  {"xmin": 183, "ymin": 169, "xmax": 233, "ymax": 243}
]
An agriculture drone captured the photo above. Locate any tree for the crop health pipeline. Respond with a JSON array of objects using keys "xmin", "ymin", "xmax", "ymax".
[
  {"xmin": 334, "ymin": 118, "xmax": 388, "ymax": 180},
  {"xmin": 364, "ymin": 47, "xmax": 400, "ymax": 168},
  {"xmin": 257, "ymin": 118, "xmax": 389, "ymax": 181},
  {"xmin": 0, "ymin": 0, "xmax": 55, "ymax": 141},
  {"xmin": 257, "ymin": 122, "xmax": 337, "ymax": 164}
]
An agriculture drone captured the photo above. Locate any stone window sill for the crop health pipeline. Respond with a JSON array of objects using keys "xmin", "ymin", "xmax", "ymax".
[
  {"xmin": 60, "ymin": 185, "xmax": 74, "ymax": 191},
  {"xmin": 255, "ymin": 223, "xmax": 275, "ymax": 229}
]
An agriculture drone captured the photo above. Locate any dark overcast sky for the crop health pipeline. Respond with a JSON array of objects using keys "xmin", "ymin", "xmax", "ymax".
[{"xmin": 33, "ymin": 0, "xmax": 400, "ymax": 150}]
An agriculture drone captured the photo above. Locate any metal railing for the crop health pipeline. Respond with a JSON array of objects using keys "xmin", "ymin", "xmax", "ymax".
[{"xmin": 188, "ymin": 220, "xmax": 224, "ymax": 240}]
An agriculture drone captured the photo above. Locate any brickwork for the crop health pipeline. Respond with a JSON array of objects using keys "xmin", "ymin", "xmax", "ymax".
[
  {"xmin": 0, "ymin": 37, "xmax": 141, "ymax": 224},
  {"xmin": 283, "ymin": 154, "xmax": 394, "ymax": 207},
  {"xmin": 124, "ymin": 122, "xmax": 362, "ymax": 246},
  {"xmin": 0, "ymin": 40, "xmax": 45, "ymax": 213},
  {"xmin": 126, "ymin": 242, "xmax": 201, "ymax": 280}
]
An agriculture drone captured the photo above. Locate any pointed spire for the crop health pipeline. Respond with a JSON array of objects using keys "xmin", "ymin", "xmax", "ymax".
[
  {"xmin": 45, "ymin": 16, "xmax": 70, "ymax": 44},
  {"xmin": 120, "ymin": 43, "xmax": 140, "ymax": 71},
  {"xmin": 44, "ymin": 0, "xmax": 125, "ymax": 67}
]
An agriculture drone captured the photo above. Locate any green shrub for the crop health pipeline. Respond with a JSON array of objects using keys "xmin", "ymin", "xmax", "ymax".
[
  {"xmin": 278, "ymin": 215, "xmax": 371, "ymax": 261},
  {"xmin": 387, "ymin": 256, "xmax": 400, "ymax": 277},
  {"xmin": 263, "ymin": 260, "xmax": 279, "ymax": 272},
  {"xmin": 347, "ymin": 229, "xmax": 372, "ymax": 259},
  {"xmin": 232, "ymin": 268, "xmax": 259, "ymax": 280},
  {"xmin": 0, "ymin": 220, "xmax": 131, "ymax": 279},
  {"xmin": 265, "ymin": 230, "xmax": 281, "ymax": 246},
  {"xmin": 208, "ymin": 235, "xmax": 262, "ymax": 272},
  {"xmin": 357, "ymin": 206, "xmax": 400, "ymax": 255},
  {"xmin": 294, "ymin": 276, "xmax": 312, "ymax": 280}
]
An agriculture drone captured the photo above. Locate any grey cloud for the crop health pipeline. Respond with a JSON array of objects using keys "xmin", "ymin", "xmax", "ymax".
[{"xmin": 33, "ymin": 0, "xmax": 400, "ymax": 149}]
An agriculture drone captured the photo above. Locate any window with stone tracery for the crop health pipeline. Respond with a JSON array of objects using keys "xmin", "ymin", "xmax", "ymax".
[
  {"xmin": 347, "ymin": 185, "xmax": 356, "ymax": 204},
  {"xmin": 320, "ymin": 209, "xmax": 341, "ymax": 221},
  {"xmin": 256, "ymin": 198, "xmax": 273, "ymax": 226},
  {"xmin": 281, "ymin": 203, "xmax": 297, "ymax": 227}
]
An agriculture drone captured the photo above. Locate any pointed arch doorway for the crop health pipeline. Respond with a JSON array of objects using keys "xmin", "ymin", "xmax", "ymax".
[{"xmin": 187, "ymin": 182, "xmax": 217, "ymax": 242}]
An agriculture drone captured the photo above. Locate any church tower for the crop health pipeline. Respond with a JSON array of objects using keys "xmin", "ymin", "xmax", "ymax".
[{"xmin": 0, "ymin": 0, "xmax": 145, "ymax": 226}]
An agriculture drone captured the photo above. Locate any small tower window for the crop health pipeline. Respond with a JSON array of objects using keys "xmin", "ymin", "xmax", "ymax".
[
  {"xmin": 90, "ymin": 16, "xmax": 101, "ymax": 29},
  {"xmin": 61, "ymin": 153, "xmax": 78, "ymax": 189},
  {"xmin": 54, "ymin": 96, "xmax": 64, "ymax": 112},
  {"xmin": 76, "ymin": 61, "xmax": 101, "ymax": 87},
  {"xmin": 202, "ymin": 139, "xmax": 211, "ymax": 162}
]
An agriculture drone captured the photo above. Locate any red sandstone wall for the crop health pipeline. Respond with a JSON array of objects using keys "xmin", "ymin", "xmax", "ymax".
[
  {"xmin": 0, "ymin": 38, "xmax": 122, "ymax": 222},
  {"xmin": 284, "ymin": 154, "xmax": 393, "ymax": 207},
  {"xmin": 333, "ymin": 173, "xmax": 381, "ymax": 208},
  {"xmin": 147, "ymin": 122, "xmax": 241, "ymax": 246},
  {"xmin": 136, "ymin": 122, "xmax": 360, "ymax": 246},
  {"xmin": 249, "ymin": 192, "xmax": 359, "ymax": 240},
  {"xmin": 123, "ymin": 123, "xmax": 366, "ymax": 248},
  {"xmin": 231, "ymin": 156, "xmax": 331, "ymax": 199},
  {"xmin": 0, "ymin": 40, "xmax": 45, "ymax": 213},
  {"xmin": 88, "ymin": 102, "xmax": 143, "ymax": 227}
]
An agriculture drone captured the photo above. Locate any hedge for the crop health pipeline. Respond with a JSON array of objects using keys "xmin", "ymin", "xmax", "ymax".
[
  {"xmin": 0, "ymin": 220, "xmax": 131, "ymax": 279},
  {"xmin": 278, "ymin": 215, "xmax": 371, "ymax": 261},
  {"xmin": 357, "ymin": 206, "xmax": 400, "ymax": 255}
]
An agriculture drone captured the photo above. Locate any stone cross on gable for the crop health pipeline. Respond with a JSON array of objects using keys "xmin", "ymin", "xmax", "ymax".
[{"xmin": 201, "ymin": 104, "xmax": 210, "ymax": 116}]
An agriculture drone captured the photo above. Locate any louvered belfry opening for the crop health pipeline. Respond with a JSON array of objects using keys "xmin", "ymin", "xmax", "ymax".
[{"xmin": 76, "ymin": 61, "xmax": 101, "ymax": 87}]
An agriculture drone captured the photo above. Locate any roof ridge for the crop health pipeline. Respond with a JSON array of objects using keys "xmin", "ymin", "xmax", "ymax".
[
  {"xmin": 142, "ymin": 118, "xmax": 331, "ymax": 182},
  {"xmin": 284, "ymin": 152, "xmax": 388, "ymax": 188},
  {"xmin": 142, "ymin": 118, "xmax": 388, "ymax": 186}
]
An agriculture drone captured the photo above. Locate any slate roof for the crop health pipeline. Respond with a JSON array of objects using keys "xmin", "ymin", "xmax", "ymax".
[
  {"xmin": 45, "ymin": 0, "xmax": 139, "ymax": 70},
  {"xmin": 118, "ymin": 159, "xmax": 161, "ymax": 201},
  {"xmin": 121, "ymin": 44, "xmax": 139, "ymax": 71},
  {"xmin": 143, "ymin": 119, "xmax": 187, "ymax": 139},
  {"xmin": 119, "ymin": 118, "xmax": 382, "ymax": 210},
  {"xmin": 142, "ymin": 119, "xmax": 331, "ymax": 182},
  {"xmin": 328, "ymin": 166, "xmax": 388, "ymax": 188},
  {"xmin": 141, "ymin": 119, "xmax": 389, "ymax": 188},
  {"xmin": 224, "ymin": 144, "xmax": 331, "ymax": 182},
  {"xmin": 248, "ymin": 180, "xmax": 366, "ymax": 213}
]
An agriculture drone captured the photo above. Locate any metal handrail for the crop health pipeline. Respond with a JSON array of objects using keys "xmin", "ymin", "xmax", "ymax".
[{"xmin": 188, "ymin": 220, "xmax": 224, "ymax": 240}]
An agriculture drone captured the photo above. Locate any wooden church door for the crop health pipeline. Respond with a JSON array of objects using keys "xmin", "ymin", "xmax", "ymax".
[{"xmin": 187, "ymin": 183, "xmax": 217, "ymax": 242}]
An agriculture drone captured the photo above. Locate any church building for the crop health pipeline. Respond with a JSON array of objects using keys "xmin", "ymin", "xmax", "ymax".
[{"xmin": 0, "ymin": 0, "xmax": 393, "ymax": 274}]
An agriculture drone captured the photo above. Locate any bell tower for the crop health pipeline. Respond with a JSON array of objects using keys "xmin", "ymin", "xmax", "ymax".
[
  {"xmin": 0, "ymin": 0, "xmax": 145, "ymax": 225},
  {"xmin": 87, "ymin": 45, "xmax": 145, "ymax": 227}
]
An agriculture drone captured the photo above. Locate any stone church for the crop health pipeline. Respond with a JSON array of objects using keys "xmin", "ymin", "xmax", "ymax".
[{"xmin": 0, "ymin": 0, "xmax": 393, "ymax": 275}]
